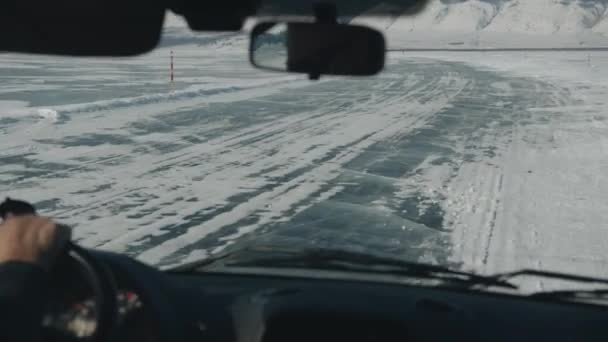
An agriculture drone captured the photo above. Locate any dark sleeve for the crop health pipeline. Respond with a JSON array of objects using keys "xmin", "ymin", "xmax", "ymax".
[{"xmin": 0, "ymin": 262, "xmax": 48, "ymax": 342}]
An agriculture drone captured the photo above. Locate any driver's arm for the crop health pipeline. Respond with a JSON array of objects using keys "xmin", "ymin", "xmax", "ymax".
[{"xmin": 0, "ymin": 216, "xmax": 70, "ymax": 342}]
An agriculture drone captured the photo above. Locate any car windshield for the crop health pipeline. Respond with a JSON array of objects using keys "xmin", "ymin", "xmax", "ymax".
[{"xmin": 3, "ymin": 0, "xmax": 608, "ymax": 292}]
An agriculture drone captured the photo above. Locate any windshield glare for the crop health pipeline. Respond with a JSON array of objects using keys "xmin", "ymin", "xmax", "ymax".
[{"xmin": 3, "ymin": 4, "xmax": 608, "ymax": 293}]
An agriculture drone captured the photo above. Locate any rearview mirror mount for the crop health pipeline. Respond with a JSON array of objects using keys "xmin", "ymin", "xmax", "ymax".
[{"xmin": 249, "ymin": 22, "xmax": 386, "ymax": 80}]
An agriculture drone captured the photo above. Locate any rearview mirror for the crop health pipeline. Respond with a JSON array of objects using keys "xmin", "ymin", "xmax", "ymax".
[{"xmin": 250, "ymin": 22, "xmax": 385, "ymax": 79}]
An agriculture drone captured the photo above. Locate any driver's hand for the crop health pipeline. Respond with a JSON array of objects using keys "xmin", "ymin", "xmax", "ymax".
[{"xmin": 0, "ymin": 216, "xmax": 71, "ymax": 270}]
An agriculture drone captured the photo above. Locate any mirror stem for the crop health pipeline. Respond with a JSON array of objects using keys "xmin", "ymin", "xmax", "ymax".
[
  {"xmin": 308, "ymin": 2, "xmax": 338, "ymax": 79},
  {"xmin": 313, "ymin": 3, "xmax": 338, "ymax": 24}
]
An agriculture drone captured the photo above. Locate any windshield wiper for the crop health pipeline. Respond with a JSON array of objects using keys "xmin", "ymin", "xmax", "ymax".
[
  {"xmin": 529, "ymin": 289, "xmax": 608, "ymax": 302},
  {"xmin": 181, "ymin": 247, "xmax": 517, "ymax": 290},
  {"xmin": 493, "ymin": 269, "xmax": 608, "ymax": 286},
  {"xmin": 491, "ymin": 269, "xmax": 608, "ymax": 301},
  {"xmin": 172, "ymin": 248, "xmax": 608, "ymax": 299}
]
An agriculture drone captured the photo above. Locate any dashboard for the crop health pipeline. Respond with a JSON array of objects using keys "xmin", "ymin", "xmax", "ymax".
[{"xmin": 46, "ymin": 250, "xmax": 608, "ymax": 342}]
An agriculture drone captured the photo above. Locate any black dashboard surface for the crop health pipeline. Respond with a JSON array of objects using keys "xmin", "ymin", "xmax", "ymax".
[{"xmin": 103, "ymin": 252, "xmax": 608, "ymax": 342}]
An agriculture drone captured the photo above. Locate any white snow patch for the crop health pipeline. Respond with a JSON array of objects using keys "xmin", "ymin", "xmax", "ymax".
[
  {"xmin": 401, "ymin": 51, "xmax": 608, "ymax": 290},
  {"xmin": 0, "ymin": 100, "xmax": 59, "ymax": 123},
  {"xmin": 36, "ymin": 108, "xmax": 59, "ymax": 122}
]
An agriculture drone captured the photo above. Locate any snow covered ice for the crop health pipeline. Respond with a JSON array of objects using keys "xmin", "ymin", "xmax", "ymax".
[{"xmin": 3, "ymin": 3, "xmax": 608, "ymax": 291}]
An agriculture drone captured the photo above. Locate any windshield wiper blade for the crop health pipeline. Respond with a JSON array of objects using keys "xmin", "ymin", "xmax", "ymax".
[
  {"xmin": 222, "ymin": 248, "xmax": 517, "ymax": 290},
  {"xmin": 529, "ymin": 289, "xmax": 608, "ymax": 301},
  {"xmin": 491, "ymin": 269, "xmax": 608, "ymax": 300},
  {"xmin": 492, "ymin": 269, "xmax": 608, "ymax": 287}
]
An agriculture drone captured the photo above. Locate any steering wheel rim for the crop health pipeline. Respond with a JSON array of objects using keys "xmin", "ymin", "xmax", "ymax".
[{"xmin": 49, "ymin": 242, "xmax": 118, "ymax": 342}]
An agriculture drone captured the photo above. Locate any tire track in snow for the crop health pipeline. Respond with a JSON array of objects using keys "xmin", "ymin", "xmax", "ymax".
[
  {"xmin": 3, "ymin": 55, "xmax": 574, "ymax": 270},
  {"xmin": 439, "ymin": 65, "xmax": 580, "ymax": 278},
  {"xmin": 110, "ymin": 69, "xmax": 463, "ymax": 264},
  {"xmin": 2, "ymin": 59, "xmax": 460, "ymax": 261},
  {"xmin": 482, "ymin": 173, "xmax": 503, "ymax": 266},
  {"xmin": 140, "ymin": 93, "xmax": 453, "ymax": 266}
]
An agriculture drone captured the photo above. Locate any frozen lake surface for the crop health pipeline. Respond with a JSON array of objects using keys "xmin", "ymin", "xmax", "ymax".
[{"xmin": 2, "ymin": 45, "xmax": 608, "ymax": 291}]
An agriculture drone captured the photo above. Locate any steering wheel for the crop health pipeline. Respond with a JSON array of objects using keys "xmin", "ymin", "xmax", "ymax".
[{"xmin": 45, "ymin": 242, "xmax": 119, "ymax": 342}]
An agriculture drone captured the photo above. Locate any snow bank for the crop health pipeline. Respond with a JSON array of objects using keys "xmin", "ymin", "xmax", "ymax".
[
  {"xmin": 0, "ymin": 100, "xmax": 59, "ymax": 123},
  {"xmin": 484, "ymin": 0, "xmax": 607, "ymax": 34},
  {"xmin": 355, "ymin": 0, "xmax": 608, "ymax": 48},
  {"xmin": 399, "ymin": 50, "xmax": 608, "ymax": 289},
  {"xmin": 387, "ymin": 0, "xmax": 497, "ymax": 32}
]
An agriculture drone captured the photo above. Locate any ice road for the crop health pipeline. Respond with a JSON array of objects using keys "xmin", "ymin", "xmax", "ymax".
[{"xmin": 2, "ymin": 50, "xmax": 608, "ymax": 291}]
